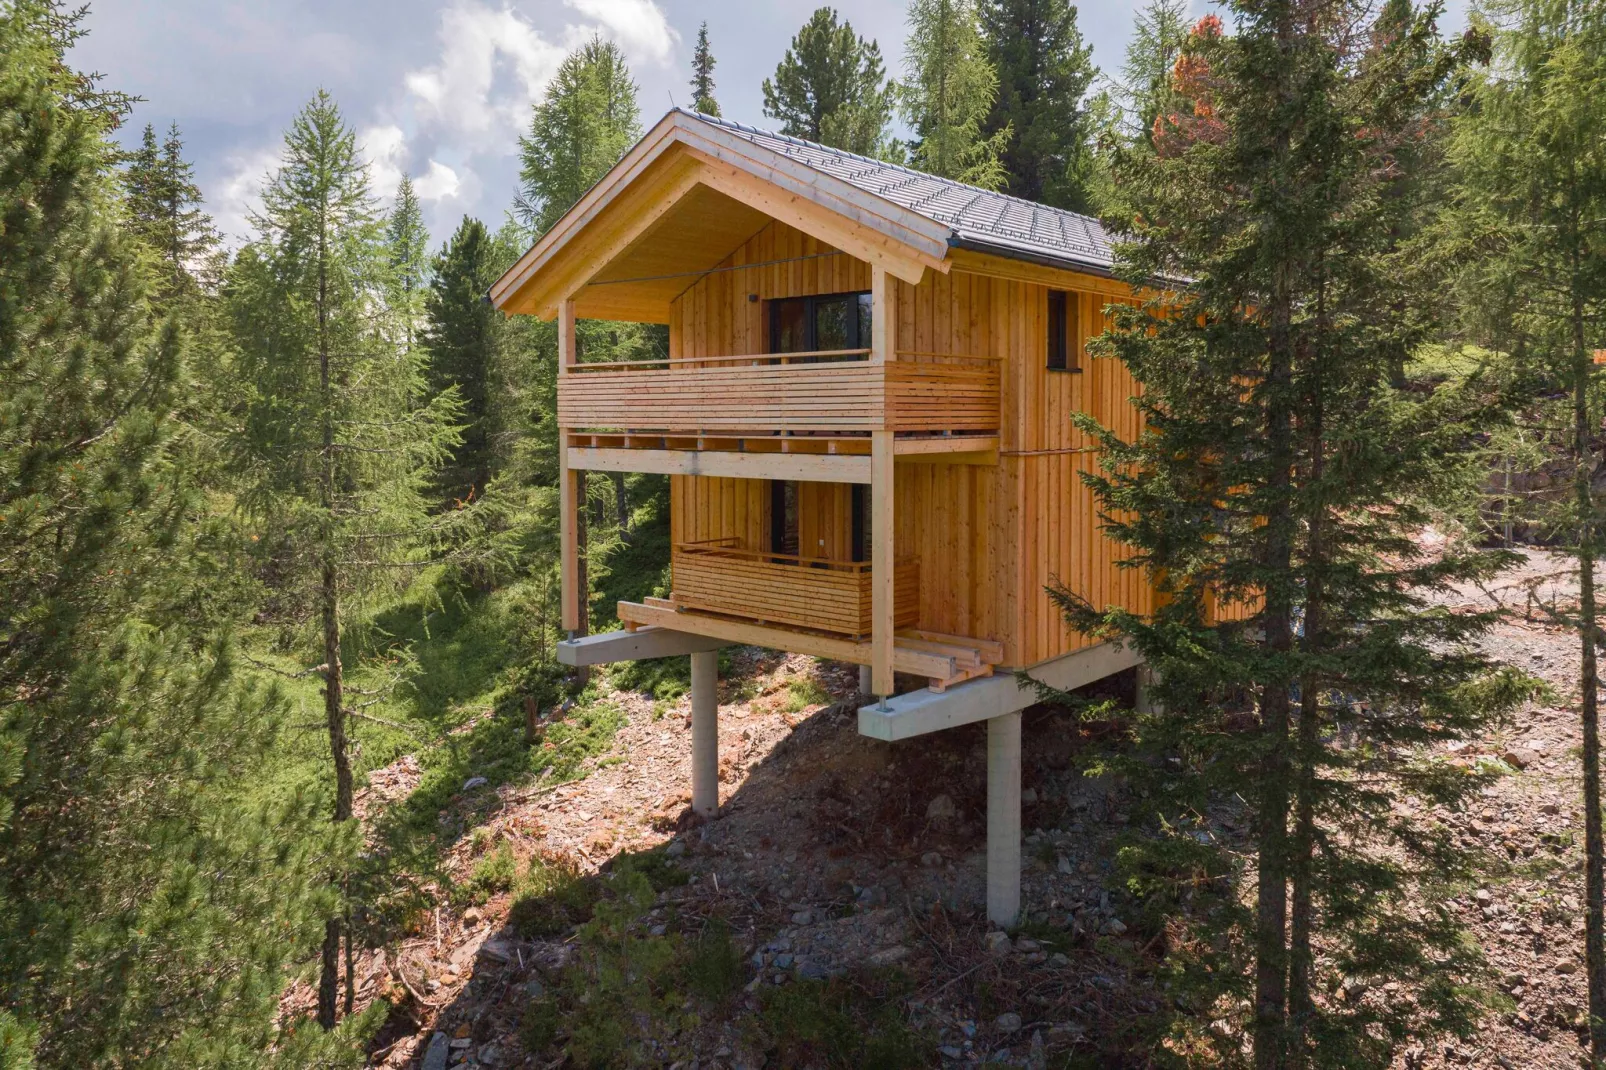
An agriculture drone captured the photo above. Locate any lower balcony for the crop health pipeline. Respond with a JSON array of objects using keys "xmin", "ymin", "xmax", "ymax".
[{"xmin": 669, "ymin": 538, "xmax": 917, "ymax": 639}]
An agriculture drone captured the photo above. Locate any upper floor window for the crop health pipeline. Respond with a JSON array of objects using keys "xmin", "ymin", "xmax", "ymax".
[
  {"xmin": 770, "ymin": 291, "xmax": 872, "ymax": 356},
  {"xmin": 1047, "ymin": 289, "xmax": 1081, "ymax": 373}
]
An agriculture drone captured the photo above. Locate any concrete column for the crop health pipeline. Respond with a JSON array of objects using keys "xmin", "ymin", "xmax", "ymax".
[
  {"xmin": 690, "ymin": 650, "xmax": 719, "ymax": 817},
  {"xmin": 1134, "ymin": 664, "xmax": 1160, "ymax": 714},
  {"xmin": 859, "ymin": 664, "xmax": 873, "ymax": 699},
  {"xmin": 986, "ymin": 711, "xmax": 1022, "ymax": 927}
]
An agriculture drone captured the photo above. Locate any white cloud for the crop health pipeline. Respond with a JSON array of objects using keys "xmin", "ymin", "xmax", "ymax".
[
  {"xmin": 360, "ymin": 122, "xmax": 408, "ymax": 200},
  {"xmin": 414, "ymin": 159, "xmax": 463, "ymax": 202},
  {"xmin": 214, "ymin": 145, "xmax": 283, "ymax": 247},
  {"xmin": 403, "ymin": 1, "xmax": 567, "ymax": 148},
  {"xmin": 564, "ymin": 0, "xmax": 678, "ymax": 65}
]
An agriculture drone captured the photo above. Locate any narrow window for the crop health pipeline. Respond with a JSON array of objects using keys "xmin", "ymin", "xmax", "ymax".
[
  {"xmin": 770, "ymin": 480, "xmax": 799, "ymax": 557},
  {"xmin": 851, "ymin": 484, "xmax": 869, "ymax": 563},
  {"xmin": 1047, "ymin": 289, "xmax": 1081, "ymax": 373}
]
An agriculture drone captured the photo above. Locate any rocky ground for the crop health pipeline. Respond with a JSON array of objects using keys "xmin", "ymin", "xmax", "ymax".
[{"xmin": 300, "ymin": 549, "xmax": 1594, "ymax": 1069}]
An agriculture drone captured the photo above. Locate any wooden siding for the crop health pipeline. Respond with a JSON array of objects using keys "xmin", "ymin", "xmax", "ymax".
[{"xmin": 666, "ymin": 220, "xmax": 1157, "ymax": 668}]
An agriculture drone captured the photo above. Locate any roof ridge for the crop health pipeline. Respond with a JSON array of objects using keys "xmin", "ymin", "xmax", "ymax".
[{"xmin": 674, "ymin": 107, "xmax": 1103, "ymax": 230}]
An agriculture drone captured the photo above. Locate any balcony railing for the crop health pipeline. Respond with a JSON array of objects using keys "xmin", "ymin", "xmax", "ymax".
[
  {"xmin": 670, "ymin": 538, "xmax": 919, "ymax": 638},
  {"xmin": 557, "ymin": 349, "xmax": 999, "ymax": 435}
]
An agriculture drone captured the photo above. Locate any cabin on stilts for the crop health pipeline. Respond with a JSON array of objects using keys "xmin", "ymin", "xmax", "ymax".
[{"xmin": 490, "ymin": 109, "xmax": 1163, "ymax": 927}]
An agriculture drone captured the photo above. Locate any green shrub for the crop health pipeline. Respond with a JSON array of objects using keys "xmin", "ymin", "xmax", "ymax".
[{"xmin": 684, "ymin": 918, "xmax": 743, "ymax": 1002}]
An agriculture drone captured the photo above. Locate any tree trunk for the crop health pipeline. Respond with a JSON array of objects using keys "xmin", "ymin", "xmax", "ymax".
[
  {"xmin": 613, "ymin": 471, "xmax": 629, "ymax": 542},
  {"xmin": 1574, "ymin": 283, "xmax": 1606, "ymax": 1068},
  {"xmin": 316, "ymin": 557, "xmax": 350, "ymax": 1028}
]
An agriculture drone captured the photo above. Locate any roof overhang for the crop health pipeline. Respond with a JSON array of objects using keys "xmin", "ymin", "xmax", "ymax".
[{"xmin": 490, "ymin": 111, "xmax": 955, "ymax": 322}]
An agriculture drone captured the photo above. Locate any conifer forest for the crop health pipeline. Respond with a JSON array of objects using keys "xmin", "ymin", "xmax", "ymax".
[{"xmin": 6, "ymin": 0, "xmax": 1606, "ymax": 1066}]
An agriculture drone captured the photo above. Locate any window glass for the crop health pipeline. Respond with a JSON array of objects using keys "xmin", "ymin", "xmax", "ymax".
[
  {"xmin": 813, "ymin": 295, "xmax": 852, "ymax": 351},
  {"xmin": 768, "ymin": 291, "xmax": 871, "ymax": 357},
  {"xmin": 857, "ymin": 293, "xmax": 873, "ymax": 350},
  {"xmin": 772, "ymin": 298, "xmax": 807, "ymax": 354}
]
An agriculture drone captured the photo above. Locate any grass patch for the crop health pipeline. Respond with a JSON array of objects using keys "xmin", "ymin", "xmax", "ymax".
[
  {"xmin": 456, "ymin": 842, "xmax": 519, "ymax": 905},
  {"xmin": 781, "ymin": 674, "xmax": 831, "ymax": 713},
  {"xmin": 507, "ymin": 855, "xmax": 601, "ymax": 939},
  {"xmin": 752, "ymin": 970, "xmax": 934, "ymax": 1069}
]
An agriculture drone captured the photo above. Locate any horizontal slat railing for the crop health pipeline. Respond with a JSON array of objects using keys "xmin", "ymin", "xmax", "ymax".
[
  {"xmin": 670, "ymin": 541, "xmax": 918, "ymax": 638},
  {"xmin": 558, "ymin": 350, "xmax": 998, "ymax": 434}
]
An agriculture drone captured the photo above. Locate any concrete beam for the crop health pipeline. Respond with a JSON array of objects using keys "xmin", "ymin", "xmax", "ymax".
[
  {"xmin": 857, "ymin": 640, "xmax": 1143, "ymax": 741},
  {"xmin": 556, "ymin": 626, "xmax": 726, "ymax": 667}
]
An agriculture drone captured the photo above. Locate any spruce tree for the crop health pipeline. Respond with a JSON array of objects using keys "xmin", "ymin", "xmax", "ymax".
[
  {"xmin": 1063, "ymin": 5, "xmax": 1525, "ymax": 1064},
  {"xmin": 900, "ymin": 0, "xmax": 1010, "ymax": 188},
  {"xmin": 1118, "ymin": 0, "xmax": 1190, "ymax": 144},
  {"xmin": 517, "ymin": 37, "xmax": 642, "ymax": 236},
  {"xmin": 1, "ymin": 5, "xmax": 365, "ymax": 1065},
  {"xmin": 1447, "ymin": 1, "xmax": 1606, "ymax": 1060},
  {"xmin": 123, "ymin": 121, "xmax": 218, "ymax": 300},
  {"xmin": 386, "ymin": 174, "xmax": 430, "ymax": 354},
  {"xmin": 226, "ymin": 90, "xmax": 461, "ymax": 1030},
  {"xmin": 424, "ymin": 216, "xmax": 511, "ymax": 504},
  {"xmin": 761, "ymin": 7, "xmax": 897, "ymax": 157},
  {"xmin": 689, "ymin": 21, "xmax": 720, "ymax": 116},
  {"xmin": 978, "ymin": 0, "xmax": 1098, "ymax": 209}
]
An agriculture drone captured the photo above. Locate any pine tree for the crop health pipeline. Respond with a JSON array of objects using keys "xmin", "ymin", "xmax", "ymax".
[
  {"xmin": 517, "ymin": 37, "xmax": 642, "ymax": 236},
  {"xmin": 762, "ymin": 7, "xmax": 897, "ymax": 157},
  {"xmin": 1447, "ymin": 1, "xmax": 1606, "ymax": 1061},
  {"xmin": 226, "ymin": 90, "xmax": 462, "ymax": 1030},
  {"xmin": 123, "ymin": 121, "xmax": 218, "ymax": 300},
  {"xmin": 1, "ymin": 5, "xmax": 367, "ymax": 1065},
  {"xmin": 386, "ymin": 174, "xmax": 430, "ymax": 354},
  {"xmin": 900, "ymin": 0, "xmax": 1010, "ymax": 188},
  {"xmin": 978, "ymin": 0, "xmax": 1098, "ymax": 209},
  {"xmin": 1063, "ymin": 6, "xmax": 1525, "ymax": 1064},
  {"xmin": 424, "ymin": 216, "xmax": 513, "ymax": 504},
  {"xmin": 689, "ymin": 21, "xmax": 720, "ymax": 116},
  {"xmin": 1118, "ymin": 0, "xmax": 1190, "ymax": 144}
]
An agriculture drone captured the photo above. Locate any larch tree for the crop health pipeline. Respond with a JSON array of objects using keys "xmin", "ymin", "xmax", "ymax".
[
  {"xmin": 900, "ymin": 0, "xmax": 1010, "ymax": 189},
  {"xmin": 1, "ymin": 6, "xmax": 367, "ymax": 1066},
  {"xmin": 690, "ymin": 21, "xmax": 720, "ymax": 115},
  {"xmin": 978, "ymin": 0, "xmax": 1098, "ymax": 210},
  {"xmin": 386, "ymin": 174, "xmax": 430, "ymax": 356},
  {"xmin": 1118, "ymin": 0, "xmax": 1191, "ymax": 145},
  {"xmin": 1061, "ymin": 4, "xmax": 1528, "ymax": 1065},
  {"xmin": 517, "ymin": 37, "xmax": 641, "ymax": 237},
  {"xmin": 1448, "ymin": 0, "xmax": 1606, "ymax": 1060},
  {"xmin": 225, "ymin": 90, "xmax": 461, "ymax": 1030},
  {"xmin": 761, "ymin": 6, "xmax": 898, "ymax": 157}
]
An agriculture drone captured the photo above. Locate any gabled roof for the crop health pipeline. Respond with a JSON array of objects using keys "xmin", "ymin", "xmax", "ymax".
[
  {"xmin": 687, "ymin": 111, "xmax": 1115, "ymax": 274},
  {"xmin": 490, "ymin": 109, "xmax": 1117, "ymax": 321}
]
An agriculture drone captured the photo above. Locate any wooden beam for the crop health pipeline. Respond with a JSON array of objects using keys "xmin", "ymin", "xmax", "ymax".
[
  {"xmin": 893, "ymin": 434, "xmax": 999, "ymax": 455},
  {"xmin": 558, "ymin": 299, "xmax": 583, "ymax": 633},
  {"xmin": 947, "ymin": 249, "xmax": 1152, "ymax": 300},
  {"xmin": 870, "ymin": 429, "xmax": 895, "ymax": 696},
  {"xmin": 857, "ymin": 640, "xmax": 1144, "ymax": 741},
  {"xmin": 568, "ymin": 446, "xmax": 871, "ymax": 483},
  {"xmin": 615, "ymin": 601, "xmax": 958, "ymax": 679},
  {"xmin": 556, "ymin": 626, "xmax": 726, "ymax": 667}
]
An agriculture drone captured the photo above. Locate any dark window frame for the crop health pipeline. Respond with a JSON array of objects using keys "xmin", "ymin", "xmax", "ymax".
[
  {"xmin": 1046, "ymin": 289, "xmax": 1082, "ymax": 373},
  {"xmin": 768, "ymin": 290, "xmax": 872, "ymax": 356}
]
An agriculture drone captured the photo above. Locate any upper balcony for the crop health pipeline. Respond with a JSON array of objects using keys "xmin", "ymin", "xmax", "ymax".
[{"xmin": 557, "ymin": 348, "xmax": 1000, "ymax": 438}]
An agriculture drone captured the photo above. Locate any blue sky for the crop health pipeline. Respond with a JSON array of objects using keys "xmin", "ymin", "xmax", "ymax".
[{"xmin": 76, "ymin": 0, "xmax": 1469, "ymax": 249}]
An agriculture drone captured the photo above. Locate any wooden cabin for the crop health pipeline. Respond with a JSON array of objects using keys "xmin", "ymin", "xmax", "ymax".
[{"xmin": 491, "ymin": 110, "xmax": 1160, "ymax": 925}]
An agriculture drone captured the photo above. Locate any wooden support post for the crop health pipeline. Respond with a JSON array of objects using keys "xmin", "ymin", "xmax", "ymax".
[
  {"xmin": 870, "ymin": 264, "xmax": 895, "ymax": 366},
  {"xmin": 870, "ymin": 429, "xmax": 894, "ymax": 699},
  {"xmin": 557, "ymin": 298, "xmax": 584, "ymax": 635}
]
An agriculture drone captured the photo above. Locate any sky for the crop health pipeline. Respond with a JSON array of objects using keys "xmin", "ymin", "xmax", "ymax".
[{"xmin": 76, "ymin": 0, "xmax": 1470, "ymax": 251}]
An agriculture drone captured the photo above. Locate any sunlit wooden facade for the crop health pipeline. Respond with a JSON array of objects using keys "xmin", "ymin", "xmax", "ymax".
[{"xmin": 492, "ymin": 110, "xmax": 1158, "ymax": 699}]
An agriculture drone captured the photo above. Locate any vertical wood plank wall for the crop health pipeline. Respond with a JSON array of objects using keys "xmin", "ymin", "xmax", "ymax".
[{"xmin": 666, "ymin": 220, "xmax": 1155, "ymax": 669}]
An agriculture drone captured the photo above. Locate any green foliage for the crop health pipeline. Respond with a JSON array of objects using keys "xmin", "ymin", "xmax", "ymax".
[
  {"xmin": 0, "ymin": 4, "xmax": 362, "ymax": 1063},
  {"xmin": 783, "ymin": 674, "xmax": 832, "ymax": 713},
  {"xmin": 900, "ymin": 0, "xmax": 1010, "ymax": 188},
  {"xmin": 683, "ymin": 919, "xmax": 743, "ymax": 1002},
  {"xmin": 689, "ymin": 21, "xmax": 720, "ymax": 115},
  {"xmin": 752, "ymin": 971, "xmax": 933, "ymax": 1068},
  {"xmin": 1117, "ymin": 0, "xmax": 1190, "ymax": 144},
  {"xmin": 123, "ymin": 120, "xmax": 219, "ymax": 301},
  {"xmin": 1066, "ymin": 2, "xmax": 1531, "ymax": 1063},
  {"xmin": 762, "ymin": 7, "xmax": 898, "ymax": 157},
  {"xmin": 386, "ymin": 174, "xmax": 430, "ymax": 353},
  {"xmin": 978, "ymin": 0, "xmax": 1099, "ymax": 209},
  {"xmin": 517, "ymin": 37, "xmax": 641, "ymax": 236},
  {"xmin": 459, "ymin": 842, "xmax": 520, "ymax": 904}
]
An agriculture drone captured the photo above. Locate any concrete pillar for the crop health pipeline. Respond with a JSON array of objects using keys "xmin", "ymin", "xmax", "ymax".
[
  {"xmin": 986, "ymin": 711, "xmax": 1022, "ymax": 927},
  {"xmin": 1134, "ymin": 664, "xmax": 1160, "ymax": 714},
  {"xmin": 858, "ymin": 664, "xmax": 873, "ymax": 699},
  {"xmin": 690, "ymin": 650, "xmax": 719, "ymax": 817}
]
